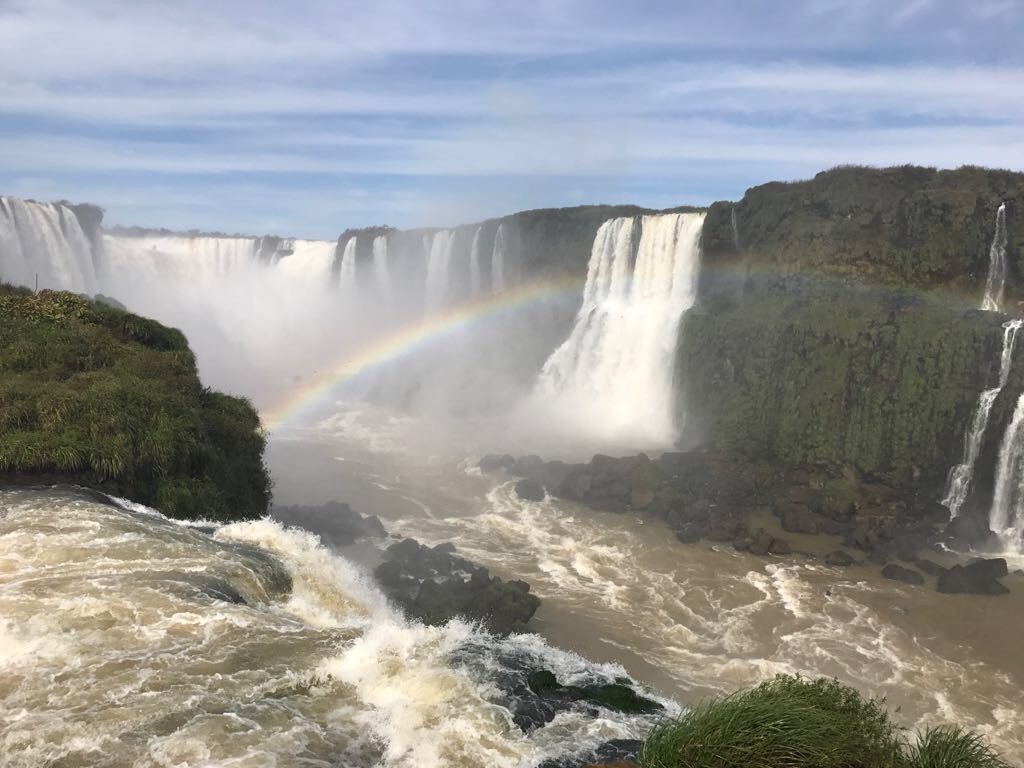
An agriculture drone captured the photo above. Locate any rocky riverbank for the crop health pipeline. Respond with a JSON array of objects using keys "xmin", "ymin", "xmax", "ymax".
[{"xmin": 481, "ymin": 450, "xmax": 1018, "ymax": 597}]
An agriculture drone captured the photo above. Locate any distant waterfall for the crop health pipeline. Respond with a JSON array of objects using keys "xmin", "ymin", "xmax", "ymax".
[
  {"xmin": 491, "ymin": 224, "xmax": 507, "ymax": 294},
  {"xmin": 536, "ymin": 212, "xmax": 705, "ymax": 447},
  {"xmin": 373, "ymin": 235, "xmax": 392, "ymax": 299},
  {"xmin": 981, "ymin": 204, "xmax": 1008, "ymax": 312},
  {"xmin": 338, "ymin": 237, "xmax": 357, "ymax": 291},
  {"xmin": 942, "ymin": 320, "xmax": 1023, "ymax": 517},
  {"xmin": 424, "ymin": 230, "xmax": 453, "ymax": 312},
  {"xmin": 469, "ymin": 227, "xmax": 482, "ymax": 294},
  {"xmin": 0, "ymin": 196, "xmax": 100, "ymax": 293}
]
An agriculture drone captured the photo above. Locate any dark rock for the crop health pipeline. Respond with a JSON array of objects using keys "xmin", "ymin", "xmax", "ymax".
[
  {"xmin": 768, "ymin": 537, "xmax": 792, "ymax": 555},
  {"xmin": 374, "ymin": 538, "xmax": 541, "ymax": 633},
  {"xmin": 914, "ymin": 558, "xmax": 945, "ymax": 577},
  {"xmin": 937, "ymin": 561, "xmax": 1010, "ymax": 595},
  {"xmin": 966, "ymin": 557, "xmax": 1009, "ymax": 580},
  {"xmin": 779, "ymin": 503, "xmax": 820, "ymax": 534},
  {"xmin": 943, "ymin": 514, "xmax": 993, "ymax": 547},
  {"xmin": 527, "ymin": 670, "xmax": 662, "ymax": 716},
  {"xmin": 881, "ymin": 564, "xmax": 925, "ymax": 585},
  {"xmin": 824, "ymin": 550, "xmax": 855, "ymax": 567},
  {"xmin": 512, "ymin": 454, "xmax": 545, "ymax": 479},
  {"xmin": 515, "ymin": 478, "xmax": 546, "ymax": 502},
  {"xmin": 271, "ymin": 500, "xmax": 384, "ymax": 547},
  {"xmin": 479, "ymin": 454, "xmax": 516, "ymax": 472},
  {"xmin": 675, "ymin": 525, "xmax": 704, "ymax": 544}
]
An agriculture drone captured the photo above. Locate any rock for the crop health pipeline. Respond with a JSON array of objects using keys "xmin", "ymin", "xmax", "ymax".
[
  {"xmin": 942, "ymin": 514, "xmax": 993, "ymax": 547},
  {"xmin": 966, "ymin": 557, "xmax": 1008, "ymax": 580},
  {"xmin": 779, "ymin": 503, "xmax": 819, "ymax": 534},
  {"xmin": 512, "ymin": 454, "xmax": 545, "ymax": 479},
  {"xmin": 515, "ymin": 478, "xmax": 546, "ymax": 502},
  {"xmin": 374, "ymin": 538, "xmax": 541, "ymax": 633},
  {"xmin": 881, "ymin": 564, "xmax": 925, "ymax": 585},
  {"xmin": 937, "ymin": 561, "xmax": 1010, "ymax": 596},
  {"xmin": 914, "ymin": 558, "xmax": 945, "ymax": 577},
  {"xmin": 824, "ymin": 550, "xmax": 855, "ymax": 566},
  {"xmin": 479, "ymin": 454, "xmax": 516, "ymax": 472},
  {"xmin": 527, "ymin": 670, "xmax": 662, "ymax": 716},
  {"xmin": 769, "ymin": 537, "xmax": 792, "ymax": 555},
  {"xmin": 675, "ymin": 525, "xmax": 704, "ymax": 544},
  {"xmin": 272, "ymin": 500, "xmax": 387, "ymax": 546}
]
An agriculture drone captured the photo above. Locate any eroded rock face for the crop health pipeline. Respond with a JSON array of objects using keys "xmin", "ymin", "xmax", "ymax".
[{"xmin": 374, "ymin": 538, "xmax": 541, "ymax": 634}]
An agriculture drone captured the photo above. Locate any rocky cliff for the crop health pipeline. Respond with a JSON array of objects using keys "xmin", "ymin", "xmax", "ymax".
[{"xmin": 680, "ymin": 165, "xmax": 1024, "ymax": 507}]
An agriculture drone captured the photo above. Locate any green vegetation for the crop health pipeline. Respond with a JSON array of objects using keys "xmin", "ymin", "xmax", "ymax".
[
  {"xmin": 0, "ymin": 284, "xmax": 271, "ymax": 521},
  {"xmin": 639, "ymin": 676, "xmax": 1007, "ymax": 768}
]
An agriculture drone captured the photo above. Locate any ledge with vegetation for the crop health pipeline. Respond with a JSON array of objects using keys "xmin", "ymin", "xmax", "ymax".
[{"xmin": 0, "ymin": 284, "xmax": 271, "ymax": 520}]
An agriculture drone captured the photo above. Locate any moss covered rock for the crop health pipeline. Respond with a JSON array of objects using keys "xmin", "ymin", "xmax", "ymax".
[{"xmin": 0, "ymin": 284, "xmax": 271, "ymax": 521}]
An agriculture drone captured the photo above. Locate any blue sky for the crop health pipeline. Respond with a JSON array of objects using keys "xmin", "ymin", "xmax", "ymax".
[{"xmin": 1, "ymin": 0, "xmax": 1023, "ymax": 239}]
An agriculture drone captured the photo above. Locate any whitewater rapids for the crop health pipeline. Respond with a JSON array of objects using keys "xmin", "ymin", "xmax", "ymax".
[{"xmin": 0, "ymin": 487, "xmax": 668, "ymax": 768}]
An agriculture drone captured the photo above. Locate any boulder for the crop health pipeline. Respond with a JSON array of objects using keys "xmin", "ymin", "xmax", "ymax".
[
  {"xmin": 778, "ymin": 503, "xmax": 820, "ymax": 534},
  {"xmin": 512, "ymin": 454, "xmax": 546, "ymax": 479},
  {"xmin": 914, "ymin": 558, "xmax": 945, "ymax": 577},
  {"xmin": 824, "ymin": 550, "xmax": 855, "ymax": 567},
  {"xmin": 479, "ymin": 454, "xmax": 516, "ymax": 472},
  {"xmin": 937, "ymin": 561, "xmax": 1010, "ymax": 596},
  {"xmin": 515, "ymin": 478, "xmax": 546, "ymax": 502},
  {"xmin": 881, "ymin": 564, "xmax": 925, "ymax": 586},
  {"xmin": 748, "ymin": 529, "xmax": 790, "ymax": 556},
  {"xmin": 272, "ymin": 500, "xmax": 387, "ymax": 547}
]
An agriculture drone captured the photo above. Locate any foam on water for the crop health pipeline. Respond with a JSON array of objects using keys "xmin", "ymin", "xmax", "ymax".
[{"xmin": 0, "ymin": 487, "xmax": 663, "ymax": 768}]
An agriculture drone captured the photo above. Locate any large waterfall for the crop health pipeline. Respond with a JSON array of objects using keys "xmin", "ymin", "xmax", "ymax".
[
  {"xmin": 424, "ymin": 230, "xmax": 454, "ymax": 311},
  {"xmin": 535, "ymin": 212, "xmax": 705, "ymax": 448},
  {"xmin": 0, "ymin": 196, "xmax": 100, "ymax": 294},
  {"xmin": 942, "ymin": 320, "xmax": 1023, "ymax": 517}
]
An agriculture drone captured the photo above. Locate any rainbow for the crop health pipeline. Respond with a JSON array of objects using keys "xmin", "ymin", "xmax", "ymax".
[{"xmin": 259, "ymin": 275, "xmax": 585, "ymax": 431}]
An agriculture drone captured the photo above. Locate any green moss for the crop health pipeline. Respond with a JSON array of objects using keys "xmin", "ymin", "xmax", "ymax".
[{"xmin": 0, "ymin": 285, "xmax": 271, "ymax": 521}]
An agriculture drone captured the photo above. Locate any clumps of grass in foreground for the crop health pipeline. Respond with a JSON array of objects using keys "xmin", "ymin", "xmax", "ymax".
[{"xmin": 639, "ymin": 675, "xmax": 1008, "ymax": 768}]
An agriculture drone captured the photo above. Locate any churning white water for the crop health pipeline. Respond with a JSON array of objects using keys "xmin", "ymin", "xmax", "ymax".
[
  {"xmin": 535, "ymin": 213, "xmax": 704, "ymax": 448},
  {"xmin": 943, "ymin": 319, "xmax": 1023, "ymax": 517},
  {"xmin": 0, "ymin": 197, "xmax": 99, "ymax": 293},
  {"xmin": 0, "ymin": 487, "xmax": 668, "ymax": 768},
  {"xmin": 982, "ymin": 203, "xmax": 1008, "ymax": 312}
]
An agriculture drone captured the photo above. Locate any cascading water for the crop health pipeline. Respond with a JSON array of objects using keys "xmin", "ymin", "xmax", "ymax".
[
  {"xmin": 988, "ymin": 398, "xmax": 1024, "ymax": 552},
  {"xmin": 491, "ymin": 224, "xmax": 507, "ymax": 294},
  {"xmin": 424, "ymin": 230, "xmax": 454, "ymax": 312},
  {"xmin": 339, "ymin": 236, "xmax": 358, "ymax": 292},
  {"xmin": 981, "ymin": 203, "xmax": 1008, "ymax": 312},
  {"xmin": 0, "ymin": 196, "xmax": 100, "ymax": 293},
  {"xmin": 535, "ymin": 212, "xmax": 705, "ymax": 447},
  {"xmin": 469, "ymin": 227, "xmax": 482, "ymax": 294},
  {"xmin": 942, "ymin": 319, "xmax": 1023, "ymax": 517},
  {"xmin": 373, "ymin": 235, "xmax": 392, "ymax": 299}
]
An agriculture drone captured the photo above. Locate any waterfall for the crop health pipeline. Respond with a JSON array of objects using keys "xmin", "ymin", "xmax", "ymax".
[
  {"xmin": 338, "ymin": 236, "xmax": 357, "ymax": 291},
  {"xmin": 273, "ymin": 239, "xmax": 336, "ymax": 284},
  {"xmin": 989, "ymin": 392, "xmax": 1024, "ymax": 551},
  {"xmin": 942, "ymin": 319, "xmax": 1023, "ymax": 517},
  {"xmin": 730, "ymin": 206, "xmax": 741, "ymax": 250},
  {"xmin": 981, "ymin": 204, "xmax": 1008, "ymax": 312},
  {"xmin": 424, "ymin": 230, "xmax": 453, "ymax": 312},
  {"xmin": 0, "ymin": 196, "xmax": 100, "ymax": 293},
  {"xmin": 469, "ymin": 227, "xmax": 482, "ymax": 294},
  {"xmin": 491, "ymin": 223, "xmax": 507, "ymax": 294},
  {"xmin": 372, "ymin": 235, "xmax": 392, "ymax": 298},
  {"xmin": 536, "ymin": 212, "xmax": 705, "ymax": 447}
]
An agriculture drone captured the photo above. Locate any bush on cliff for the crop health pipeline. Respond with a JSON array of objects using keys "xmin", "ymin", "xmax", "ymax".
[
  {"xmin": 639, "ymin": 675, "xmax": 1007, "ymax": 768},
  {"xmin": 0, "ymin": 284, "xmax": 271, "ymax": 520}
]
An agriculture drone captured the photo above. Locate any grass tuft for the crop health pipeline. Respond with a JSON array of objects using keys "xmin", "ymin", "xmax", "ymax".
[{"xmin": 908, "ymin": 727, "xmax": 1009, "ymax": 768}]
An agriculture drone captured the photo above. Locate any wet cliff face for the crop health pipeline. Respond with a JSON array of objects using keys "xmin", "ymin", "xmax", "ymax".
[{"xmin": 680, "ymin": 165, "xmax": 1024, "ymax": 496}]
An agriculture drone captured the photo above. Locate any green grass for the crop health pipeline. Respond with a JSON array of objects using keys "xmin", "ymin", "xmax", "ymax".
[
  {"xmin": 908, "ymin": 727, "xmax": 1009, "ymax": 768},
  {"xmin": 639, "ymin": 676, "xmax": 1007, "ymax": 768},
  {"xmin": 0, "ymin": 284, "xmax": 271, "ymax": 521}
]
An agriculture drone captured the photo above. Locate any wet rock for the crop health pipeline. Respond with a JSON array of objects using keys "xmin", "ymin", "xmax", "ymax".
[
  {"xmin": 914, "ymin": 558, "xmax": 945, "ymax": 577},
  {"xmin": 479, "ymin": 454, "xmax": 516, "ymax": 472},
  {"xmin": 374, "ymin": 538, "xmax": 541, "ymax": 633},
  {"xmin": 937, "ymin": 560, "xmax": 1010, "ymax": 595},
  {"xmin": 748, "ymin": 529, "xmax": 790, "ymax": 556},
  {"xmin": 769, "ymin": 537, "xmax": 792, "ymax": 555},
  {"xmin": 538, "ymin": 741, "xmax": 642, "ymax": 768},
  {"xmin": 824, "ymin": 550, "xmax": 855, "ymax": 567},
  {"xmin": 778, "ymin": 503, "xmax": 820, "ymax": 534},
  {"xmin": 515, "ymin": 478, "xmax": 546, "ymax": 502},
  {"xmin": 942, "ymin": 514, "xmax": 993, "ymax": 547},
  {"xmin": 527, "ymin": 670, "xmax": 663, "ymax": 716},
  {"xmin": 966, "ymin": 557, "xmax": 1008, "ymax": 580},
  {"xmin": 272, "ymin": 500, "xmax": 386, "ymax": 547},
  {"xmin": 512, "ymin": 454, "xmax": 545, "ymax": 479},
  {"xmin": 881, "ymin": 563, "xmax": 925, "ymax": 585},
  {"xmin": 675, "ymin": 525, "xmax": 704, "ymax": 544}
]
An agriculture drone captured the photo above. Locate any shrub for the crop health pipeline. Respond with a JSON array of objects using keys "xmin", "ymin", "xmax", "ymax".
[{"xmin": 908, "ymin": 727, "xmax": 1009, "ymax": 768}]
